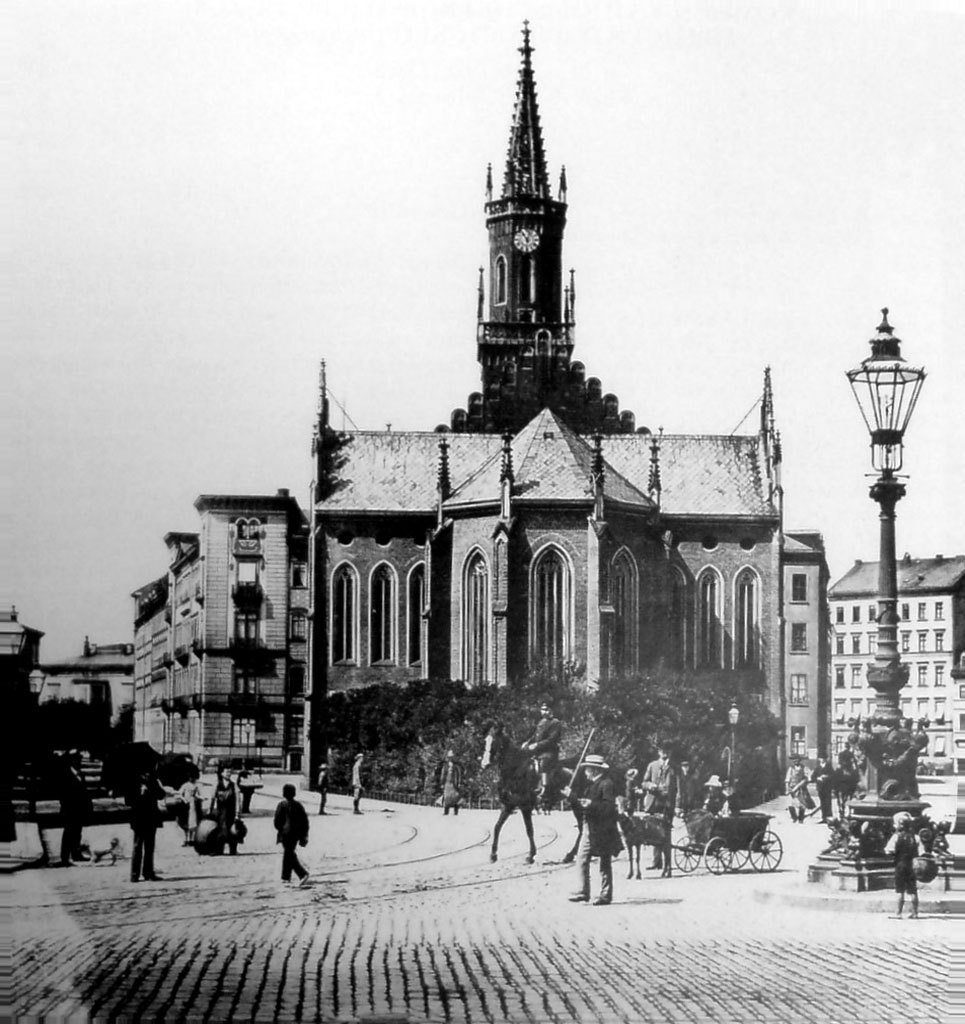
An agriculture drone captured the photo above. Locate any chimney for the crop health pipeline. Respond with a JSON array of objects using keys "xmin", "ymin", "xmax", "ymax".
[
  {"xmin": 935, "ymin": 554, "xmax": 944, "ymax": 562},
  {"xmin": 277, "ymin": 488, "xmax": 289, "ymax": 498}
]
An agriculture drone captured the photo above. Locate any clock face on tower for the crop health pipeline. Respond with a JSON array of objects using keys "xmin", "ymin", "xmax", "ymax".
[{"xmin": 513, "ymin": 227, "xmax": 540, "ymax": 253}]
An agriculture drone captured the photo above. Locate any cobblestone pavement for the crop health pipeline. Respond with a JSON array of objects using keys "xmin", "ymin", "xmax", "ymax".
[{"xmin": 10, "ymin": 786, "xmax": 960, "ymax": 1024}]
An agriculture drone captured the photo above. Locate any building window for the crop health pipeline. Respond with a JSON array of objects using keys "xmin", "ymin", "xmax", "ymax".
[
  {"xmin": 917, "ymin": 698, "xmax": 929, "ymax": 718},
  {"xmin": 851, "ymin": 699, "xmax": 862, "ymax": 717},
  {"xmin": 236, "ymin": 518, "xmax": 261, "ymax": 541},
  {"xmin": 933, "ymin": 736, "xmax": 946, "ymax": 756},
  {"xmin": 532, "ymin": 547, "xmax": 570, "ymax": 673},
  {"xmin": 935, "ymin": 664, "xmax": 944, "ymax": 688},
  {"xmin": 934, "ymin": 699, "xmax": 946, "ymax": 723},
  {"xmin": 851, "ymin": 665, "xmax": 862, "ymax": 688},
  {"xmin": 290, "ymin": 613, "xmax": 307, "ymax": 641},
  {"xmin": 463, "ymin": 552, "xmax": 489, "ymax": 684},
  {"xmin": 835, "ymin": 606, "xmax": 844, "ymax": 624},
  {"xmin": 697, "ymin": 571, "xmax": 722, "ymax": 668},
  {"xmin": 670, "ymin": 570, "xmax": 688, "ymax": 670},
  {"xmin": 917, "ymin": 664, "xmax": 928, "ymax": 687},
  {"xmin": 935, "ymin": 631, "xmax": 945, "ymax": 652},
  {"xmin": 835, "ymin": 635, "xmax": 845, "ymax": 656},
  {"xmin": 611, "ymin": 552, "xmax": 637, "ymax": 677},
  {"xmin": 790, "ymin": 727, "xmax": 806, "ymax": 757},
  {"xmin": 234, "ymin": 610, "xmax": 259, "ymax": 647},
  {"xmin": 735, "ymin": 569, "xmax": 759, "ymax": 669},
  {"xmin": 935, "ymin": 601, "xmax": 944, "ymax": 621},
  {"xmin": 286, "ymin": 716, "xmax": 304, "ymax": 749},
  {"xmin": 834, "ymin": 700, "xmax": 846, "ymax": 722},
  {"xmin": 791, "ymin": 623, "xmax": 808, "ymax": 653},
  {"xmin": 901, "ymin": 632, "xmax": 910, "ymax": 653},
  {"xmin": 791, "ymin": 573, "xmax": 807, "ymax": 603},
  {"xmin": 369, "ymin": 564, "xmax": 396, "ymax": 665},
  {"xmin": 917, "ymin": 602, "xmax": 927, "ymax": 621},
  {"xmin": 790, "ymin": 674, "xmax": 808, "ymax": 705},
  {"xmin": 835, "ymin": 666, "xmax": 845, "ymax": 689},
  {"xmin": 918, "ymin": 631, "xmax": 928, "ymax": 653},
  {"xmin": 233, "ymin": 666, "xmax": 256, "ymax": 695},
  {"xmin": 232, "ymin": 717, "xmax": 256, "ymax": 747},
  {"xmin": 851, "ymin": 634, "xmax": 861, "ymax": 655},
  {"xmin": 407, "ymin": 564, "xmax": 426, "ymax": 667},
  {"xmin": 494, "ymin": 255, "xmax": 507, "ymax": 305},
  {"xmin": 237, "ymin": 561, "xmax": 258, "ymax": 585},
  {"xmin": 852, "ymin": 606, "xmax": 861, "ymax": 623},
  {"xmin": 331, "ymin": 564, "xmax": 358, "ymax": 664},
  {"xmin": 291, "ymin": 562, "xmax": 307, "ymax": 588},
  {"xmin": 868, "ymin": 605, "xmax": 877, "ymax": 622},
  {"xmin": 289, "ymin": 665, "xmax": 305, "ymax": 696},
  {"xmin": 901, "ymin": 603, "xmax": 910, "ymax": 621},
  {"xmin": 868, "ymin": 634, "xmax": 877, "ymax": 654}
]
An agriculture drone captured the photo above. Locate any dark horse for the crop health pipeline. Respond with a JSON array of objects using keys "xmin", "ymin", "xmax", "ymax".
[{"xmin": 482, "ymin": 723, "xmax": 538, "ymax": 864}]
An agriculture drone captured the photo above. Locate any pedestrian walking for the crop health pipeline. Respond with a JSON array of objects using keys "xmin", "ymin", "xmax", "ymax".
[
  {"xmin": 569, "ymin": 754, "xmax": 621, "ymax": 906},
  {"xmin": 885, "ymin": 812, "xmax": 919, "ymax": 919},
  {"xmin": 209, "ymin": 764, "xmax": 240, "ymax": 854},
  {"xmin": 811, "ymin": 754, "xmax": 834, "ymax": 822},
  {"xmin": 177, "ymin": 765, "xmax": 202, "ymax": 846},
  {"xmin": 674, "ymin": 758, "xmax": 701, "ymax": 819},
  {"xmin": 785, "ymin": 757, "xmax": 812, "ymax": 823},
  {"xmin": 640, "ymin": 745, "xmax": 677, "ymax": 869},
  {"xmin": 130, "ymin": 769, "xmax": 166, "ymax": 882},
  {"xmin": 274, "ymin": 783, "xmax": 311, "ymax": 886},
  {"xmin": 317, "ymin": 762, "xmax": 328, "ymax": 815},
  {"xmin": 58, "ymin": 750, "xmax": 92, "ymax": 867},
  {"xmin": 521, "ymin": 699, "xmax": 562, "ymax": 807},
  {"xmin": 352, "ymin": 753, "xmax": 365, "ymax": 815},
  {"xmin": 436, "ymin": 750, "xmax": 463, "ymax": 816}
]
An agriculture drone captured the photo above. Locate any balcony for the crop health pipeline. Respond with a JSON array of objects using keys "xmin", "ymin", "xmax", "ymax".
[{"xmin": 231, "ymin": 582, "xmax": 264, "ymax": 610}]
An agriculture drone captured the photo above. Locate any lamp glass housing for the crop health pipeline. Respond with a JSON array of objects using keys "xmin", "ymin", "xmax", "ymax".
[{"xmin": 728, "ymin": 704, "xmax": 740, "ymax": 727}]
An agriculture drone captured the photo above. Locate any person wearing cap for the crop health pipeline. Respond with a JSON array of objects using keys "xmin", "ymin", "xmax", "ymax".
[
  {"xmin": 784, "ymin": 757, "xmax": 812, "ymax": 824},
  {"xmin": 884, "ymin": 813, "xmax": 919, "ymax": 919},
  {"xmin": 810, "ymin": 754, "xmax": 834, "ymax": 823},
  {"xmin": 640, "ymin": 745, "xmax": 677, "ymax": 870},
  {"xmin": 522, "ymin": 700, "xmax": 562, "ymax": 807},
  {"xmin": 352, "ymin": 753, "xmax": 365, "ymax": 815},
  {"xmin": 568, "ymin": 754, "xmax": 621, "ymax": 906},
  {"xmin": 209, "ymin": 764, "xmax": 239, "ymax": 854}
]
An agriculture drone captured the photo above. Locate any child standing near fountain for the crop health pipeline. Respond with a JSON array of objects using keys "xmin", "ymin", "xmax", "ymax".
[{"xmin": 886, "ymin": 812, "xmax": 919, "ymax": 920}]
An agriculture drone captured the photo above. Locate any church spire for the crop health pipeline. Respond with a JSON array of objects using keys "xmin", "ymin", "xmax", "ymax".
[{"xmin": 502, "ymin": 21, "xmax": 550, "ymax": 199}]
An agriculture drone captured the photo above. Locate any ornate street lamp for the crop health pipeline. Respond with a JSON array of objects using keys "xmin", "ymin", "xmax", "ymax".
[
  {"xmin": 727, "ymin": 703, "xmax": 739, "ymax": 781},
  {"xmin": 845, "ymin": 309, "xmax": 927, "ymax": 812}
]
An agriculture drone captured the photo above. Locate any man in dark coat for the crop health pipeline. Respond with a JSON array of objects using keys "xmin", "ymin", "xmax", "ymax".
[
  {"xmin": 130, "ymin": 770, "xmax": 166, "ymax": 882},
  {"xmin": 274, "ymin": 783, "xmax": 310, "ymax": 886},
  {"xmin": 569, "ymin": 754, "xmax": 621, "ymax": 906},
  {"xmin": 811, "ymin": 754, "xmax": 834, "ymax": 822},
  {"xmin": 674, "ymin": 758, "xmax": 701, "ymax": 819},
  {"xmin": 58, "ymin": 750, "xmax": 92, "ymax": 867},
  {"xmin": 640, "ymin": 745, "xmax": 677, "ymax": 869},
  {"xmin": 522, "ymin": 700, "xmax": 562, "ymax": 806}
]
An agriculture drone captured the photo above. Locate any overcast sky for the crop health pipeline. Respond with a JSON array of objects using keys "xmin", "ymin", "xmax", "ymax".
[{"xmin": 7, "ymin": 1, "xmax": 964, "ymax": 661}]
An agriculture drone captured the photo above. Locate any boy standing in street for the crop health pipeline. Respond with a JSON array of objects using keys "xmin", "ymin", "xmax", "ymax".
[
  {"xmin": 886, "ymin": 813, "xmax": 919, "ymax": 919},
  {"xmin": 273, "ymin": 783, "xmax": 310, "ymax": 886}
]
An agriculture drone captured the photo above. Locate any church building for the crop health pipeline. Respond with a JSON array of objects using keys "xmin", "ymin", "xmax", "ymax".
[{"xmin": 307, "ymin": 26, "xmax": 825, "ymax": 773}]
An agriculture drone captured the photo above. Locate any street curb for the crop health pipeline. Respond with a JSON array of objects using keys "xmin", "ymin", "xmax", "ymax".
[{"xmin": 753, "ymin": 885, "xmax": 965, "ymax": 915}]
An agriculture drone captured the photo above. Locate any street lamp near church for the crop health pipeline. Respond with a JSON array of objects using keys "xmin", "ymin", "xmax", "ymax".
[
  {"xmin": 727, "ymin": 703, "xmax": 739, "ymax": 782},
  {"xmin": 844, "ymin": 309, "xmax": 928, "ymax": 814}
]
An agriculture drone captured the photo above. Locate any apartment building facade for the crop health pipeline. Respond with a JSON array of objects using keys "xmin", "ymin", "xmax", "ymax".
[
  {"xmin": 132, "ymin": 489, "xmax": 309, "ymax": 770},
  {"xmin": 829, "ymin": 554, "xmax": 965, "ymax": 773}
]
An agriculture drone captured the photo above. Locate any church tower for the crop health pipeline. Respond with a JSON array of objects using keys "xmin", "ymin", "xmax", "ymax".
[{"xmin": 451, "ymin": 23, "xmax": 639, "ymax": 437}]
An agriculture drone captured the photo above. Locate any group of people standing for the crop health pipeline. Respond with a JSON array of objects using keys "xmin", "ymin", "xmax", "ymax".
[{"xmin": 784, "ymin": 753, "xmax": 838, "ymax": 824}]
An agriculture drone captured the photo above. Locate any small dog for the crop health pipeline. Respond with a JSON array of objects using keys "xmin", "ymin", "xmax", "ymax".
[{"xmin": 91, "ymin": 837, "xmax": 122, "ymax": 865}]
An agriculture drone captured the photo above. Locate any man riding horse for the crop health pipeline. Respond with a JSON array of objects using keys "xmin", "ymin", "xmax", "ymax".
[{"xmin": 521, "ymin": 699, "xmax": 562, "ymax": 811}]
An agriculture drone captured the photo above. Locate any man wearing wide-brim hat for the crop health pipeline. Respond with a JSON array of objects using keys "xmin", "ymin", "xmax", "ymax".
[{"xmin": 569, "ymin": 754, "xmax": 622, "ymax": 906}]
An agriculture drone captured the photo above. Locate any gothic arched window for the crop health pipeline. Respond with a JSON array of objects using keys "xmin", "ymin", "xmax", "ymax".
[
  {"xmin": 407, "ymin": 564, "xmax": 426, "ymax": 668},
  {"xmin": 532, "ymin": 547, "xmax": 570, "ymax": 674},
  {"xmin": 494, "ymin": 256, "xmax": 507, "ymax": 306},
  {"xmin": 670, "ymin": 569, "xmax": 689, "ymax": 669},
  {"xmin": 735, "ymin": 569, "xmax": 760, "ymax": 669},
  {"xmin": 331, "ymin": 564, "xmax": 358, "ymax": 664},
  {"xmin": 611, "ymin": 551, "xmax": 637, "ymax": 677},
  {"xmin": 463, "ymin": 552, "xmax": 489, "ymax": 684},
  {"xmin": 697, "ymin": 570, "xmax": 722, "ymax": 669},
  {"xmin": 370, "ymin": 564, "xmax": 396, "ymax": 665}
]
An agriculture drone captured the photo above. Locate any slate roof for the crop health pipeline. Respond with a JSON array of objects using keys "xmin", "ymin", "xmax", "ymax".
[
  {"xmin": 830, "ymin": 555, "xmax": 965, "ymax": 597},
  {"xmin": 320, "ymin": 412, "xmax": 775, "ymax": 520},
  {"xmin": 448, "ymin": 410, "xmax": 653, "ymax": 510},
  {"xmin": 605, "ymin": 434, "xmax": 776, "ymax": 518}
]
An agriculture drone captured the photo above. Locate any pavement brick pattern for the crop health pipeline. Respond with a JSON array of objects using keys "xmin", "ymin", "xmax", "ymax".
[{"xmin": 10, "ymin": 790, "xmax": 958, "ymax": 1024}]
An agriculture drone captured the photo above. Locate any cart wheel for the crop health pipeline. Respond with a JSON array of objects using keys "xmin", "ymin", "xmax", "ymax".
[
  {"xmin": 729, "ymin": 847, "xmax": 750, "ymax": 872},
  {"xmin": 748, "ymin": 830, "xmax": 783, "ymax": 872},
  {"xmin": 674, "ymin": 843, "xmax": 702, "ymax": 874},
  {"xmin": 704, "ymin": 836, "xmax": 732, "ymax": 874}
]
